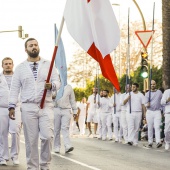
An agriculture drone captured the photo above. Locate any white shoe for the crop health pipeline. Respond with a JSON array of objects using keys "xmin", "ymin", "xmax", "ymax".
[
  {"xmin": 93, "ymin": 134, "xmax": 98, "ymax": 138},
  {"xmin": 133, "ymin": 143, "xmax": 138, "ymax": 146},
  {"xmin": 165, "ymin": 143, "xmax": 169, "ymax": 150},
  {"xmin": 54, "ymin": 148, "xmax": 60, "ymax": 153},
  {"xmin": 13, "ymin": 159, "xmax": 20, "ymax": 165},
  {"xmin": 0, "ymin": 160, "xmax": 7, "ymax": 166}
]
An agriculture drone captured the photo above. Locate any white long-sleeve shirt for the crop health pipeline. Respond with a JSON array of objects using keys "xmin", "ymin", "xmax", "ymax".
[
  {"xmin": 161, "ymin": 89, "xmax": 170, "ymax": 114},
  {"xmin": 0, "ymin": 73, "xmax": 20, "ymax": 108},
  {"xmin": 54, "ymin": 84, "xmax": 77, "ymax": 114},
  {"xmin": 0, "ymin": 73, "xmax": 11, "ymax": 108},
  {"xmin": 9, "ymin": 58, "xmax": 60, "ymax": 107}
]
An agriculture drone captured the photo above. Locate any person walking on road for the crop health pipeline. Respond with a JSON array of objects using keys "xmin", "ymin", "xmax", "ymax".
[
  {"xmin": 8, "ymin": 38, "xmax": 60, "ymax": 170},
  {"xmin": 0, "ymin": 57, "xmax": 21, "ymax": 166}
]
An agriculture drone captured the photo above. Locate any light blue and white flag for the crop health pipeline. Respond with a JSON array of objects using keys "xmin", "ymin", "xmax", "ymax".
[{"xmin": 54, "ymin": 23, "xmax": 67, "ymax": 100}]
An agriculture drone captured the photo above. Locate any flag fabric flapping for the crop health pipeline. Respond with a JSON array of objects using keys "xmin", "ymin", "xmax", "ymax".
[
  {"xmin": 54, "ymin": 24, "xmax": 67, "ymax": 100},
  {"xmin": 64, "ymin": 0, "xmax": 120, "ymax": 91}
]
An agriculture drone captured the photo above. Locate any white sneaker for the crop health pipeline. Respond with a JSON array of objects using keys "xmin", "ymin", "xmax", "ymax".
[
  {"xmin": 13, "ymin": 159, "xmax": 20, "ymax": 165},
  {"xmin": 165, "ymin": 143, "xmax": 169, "ymax": 150},
  {"xmin": 54, "ymin": 148, "xmax": 60, "ymax": 153},
  {"xmin": 0, "ymin": 160, "xmax": 7, "ymax": 166}
]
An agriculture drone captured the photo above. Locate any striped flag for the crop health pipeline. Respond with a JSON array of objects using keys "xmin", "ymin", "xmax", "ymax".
[{"xmin": 54, "ymin": 24, "xmax": 67, "ymax": 100}]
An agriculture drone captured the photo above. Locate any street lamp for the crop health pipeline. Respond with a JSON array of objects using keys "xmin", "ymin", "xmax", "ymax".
[{"xmin": 0, "ymin": 25, "xmax": 29, "ymax": 39}]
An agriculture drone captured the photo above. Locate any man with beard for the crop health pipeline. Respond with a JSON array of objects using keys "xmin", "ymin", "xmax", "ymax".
[
  {"xmin": 145, "ymin": 80, "xmax": 163, "ymax": 148},
  {"xmin": 0, "ymin": 57, "xmax": 21, "ymax": 166},
  {"xmin": 99, "ymin": 90, "xmax": 112, "ymax": 140},
  {"xmin": 124, "ymin": 83, "xmax": 145, "ymax": 146},
  {"xmin": 8, "ymin": 38, "xmax": 61, "ymax": 170}
]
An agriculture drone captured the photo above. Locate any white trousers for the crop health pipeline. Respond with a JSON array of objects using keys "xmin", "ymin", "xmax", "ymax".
[
  {"xmin": 164, "ymin": 114, "xmax": 170, "ymax": 144},
  {"xmin": 54, "ymin": 108, "xmax": 72, "ymax": 150},
  {"xmin": 97, "ymin": 112, "xmax": 102, "ymax": 138},
  {"xmin": 78, "ymin": 115, "xmax": 86, "ymax": 135},
  {"xmin": 0, "ymin": 107, "xmax": 21, "ymax": 162},
  {"xmin": 21, "ymin": 103, "xmax": 54, "ymax": 170},
  {"xmin": 146, "ymin": 110, "xmax": 161, "ymax": 144},
  {"xmin": 121, "ymin": 110, "xmax": 128, "ymax": 142},
  {"xmin": 101, "ymin": 113, "xmax": 112, "ymax": 139},
  {"xmin": 112, "ymin": 111, "xmax": 122, "ymax": 141},
  {"xmin": 127, "ymin": 112, "xmax": 142, "ymax": 144}
]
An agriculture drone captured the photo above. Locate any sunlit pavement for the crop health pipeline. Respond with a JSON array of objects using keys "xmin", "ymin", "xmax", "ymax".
[{"xmin": 1, "ymin": 128, "xmax": 170, "ymax": 170}]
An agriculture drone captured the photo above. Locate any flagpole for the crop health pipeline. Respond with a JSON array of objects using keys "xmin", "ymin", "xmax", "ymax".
[
  {"xmin": 114, "ymin": 50, "xmax": 116, "ymax": 114},
  {"xmin": 149, "ymin": 2, "xmax": 155, "ymax": 102},
  {"xmin": 40, "ymin": 16, "xmax": 65, "ymax": 109},
  {"xmin": 126, "ymin": 8, "xmax": 131, "ymax": 113}
]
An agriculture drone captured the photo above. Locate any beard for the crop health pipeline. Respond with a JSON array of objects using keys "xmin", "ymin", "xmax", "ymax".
[
  {"xmin": 27, "ymin": 49, "xmax": 40, "ymax": 58},
  {"xmin": 5, "ymin": 70, "xmax": 12, "ymax": 74}
]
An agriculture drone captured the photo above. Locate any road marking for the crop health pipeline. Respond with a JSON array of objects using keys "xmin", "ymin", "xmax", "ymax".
[{"xmin": 20, "ymin": 140, "xmax": 101, "ymax": 170}]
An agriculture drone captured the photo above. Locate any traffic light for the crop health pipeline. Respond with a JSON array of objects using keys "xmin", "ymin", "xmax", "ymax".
[
  {"xmin": 140, "ymin": 52, "xmax": 148, "ymax": 78},
  {"xmin": 18, "ymin": 26, "xmax": 23, "ymax": 38}
]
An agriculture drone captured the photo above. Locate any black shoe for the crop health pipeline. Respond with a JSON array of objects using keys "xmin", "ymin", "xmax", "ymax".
[
  {"xmin": 128, "ymin": 142, "xmax": 133, "ymax": 146},
  {"xmin": 156, "ymin": 143, "xmax": 162, "ymax": 148},
  {"xmin": 65, "ymin": 147, "xmax": 74, "ymax": 153},
  {"xmin": 144, "ymin": 143, "xmax": 152, "ymax": 148}
]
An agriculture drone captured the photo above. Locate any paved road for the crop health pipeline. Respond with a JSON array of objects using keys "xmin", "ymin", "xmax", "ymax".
[{"xmin": 1, "ymin": 129, "xmax": 170, "ymax": 170}]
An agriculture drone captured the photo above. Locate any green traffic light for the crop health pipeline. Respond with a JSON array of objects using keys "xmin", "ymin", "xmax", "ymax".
[{"xmin": 141, "ymin": 72, "xmax": 148, "ymax": 78}]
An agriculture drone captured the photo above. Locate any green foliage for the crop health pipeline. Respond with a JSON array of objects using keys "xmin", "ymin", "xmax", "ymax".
[{"xmin": 74, "ymin": 66, "xmax": 162, "ymax": 101}]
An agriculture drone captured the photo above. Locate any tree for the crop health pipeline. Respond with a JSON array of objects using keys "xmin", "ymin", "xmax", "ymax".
[
  {"xmin": 68, "ymin": 21, "xmax": 163, "ymax": 87},
  {"xmin": 162, "ymin": 0, "xmax": 170, "ymax": 89}
]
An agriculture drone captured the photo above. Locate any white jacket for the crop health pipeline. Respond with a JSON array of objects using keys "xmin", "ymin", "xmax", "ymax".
[
  {"xmin": 0, "ymin": 73, "xmax": 10, "ymax": 107},
  {"xmin": 54, "ymin": 84, "xmax": 77, "ymax": 114},
  {"xmin": 9, "ymin": 58, "xmax": 60, "ymax": 106}
]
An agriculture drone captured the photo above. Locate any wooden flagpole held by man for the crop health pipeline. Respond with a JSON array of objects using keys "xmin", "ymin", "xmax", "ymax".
[{"xmin": 40, "ymin": 17, "xmax": 65, "ymax": 109}]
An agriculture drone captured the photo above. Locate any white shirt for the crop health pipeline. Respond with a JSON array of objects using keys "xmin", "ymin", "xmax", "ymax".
[
  {"xmin": 161, "ymin": 89, "xmax": 170, "ymax": 114},
  {"xmin": 54, "ymin": 84, "xmax": 77, "ymax": 114},
  {"xmin": 0, "ymin": 73, "xmax": 11, "ymax": 107},
  {"xmin": 9, "ymin": 58, "xmax": 60, "ymax": 107},
  {"xmin": 78, "ymin": 102, "xmax": 87, "ymax": 117},
  {"xmin": 120, "ymin": 93, "xmax": 128, "ymax": 111},
  {"xmin": 125, "ymin": 91, "xmax": 145, "ymax": 112},
  {"xmin": 87, "ymin": 94, "xmax": 99, "ymax": 113},
  {"xmin": 99, "ymin": 97, "xmax": 112, "ymax": 113}
]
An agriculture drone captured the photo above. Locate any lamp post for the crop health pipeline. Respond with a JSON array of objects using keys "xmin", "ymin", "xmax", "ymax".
[
  {"xmin": 132, "ymin": 0, "xmax": 146, "ymax": 30},
  {"xmin": 0, "ymin": 26, "xmax": 29, "ymax": 39}
]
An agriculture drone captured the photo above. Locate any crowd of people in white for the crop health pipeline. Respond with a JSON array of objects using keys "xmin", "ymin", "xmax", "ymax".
[{"xmin": 0, "ymin": 38, "xmax": 170, "ymax": 170}]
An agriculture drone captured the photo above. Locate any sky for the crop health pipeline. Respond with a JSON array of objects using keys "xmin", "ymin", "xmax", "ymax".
[{"xmin": 0, "ymin": 0, "xmax": 162, "ymax": 75}]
